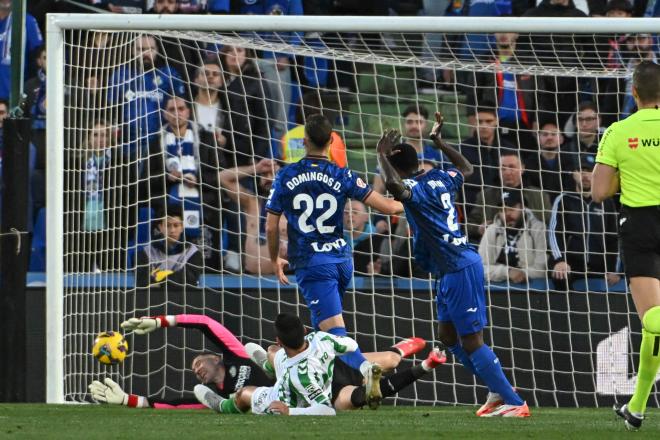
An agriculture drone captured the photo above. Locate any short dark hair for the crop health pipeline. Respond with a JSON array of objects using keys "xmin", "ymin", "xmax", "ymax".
[
  {"xmin": 386, "ymin": 142, "xmax": 419, "ymax": 177},
  {"xmin": 0, "ymin": 98, "xmax": 9, "ymax": 109},
  {"xmin": 401, "ymin": 105, "xmax": 428, "ymax": 120},
  {"xmin": 633, "ymin": 61, "xmax": 660, "ymax": 104},
  {"xmin": 578, "ymin": 101, "xmax": 598, "ymax": 114},
  {"xmin": 476, "ymin": 100, "xmax": 497, "ymax": 117},
  {"xmin": 304, "ymin": 113, "xmax": 333, "ymax": 150},
  {"xmin": 275, "ymin": 313, "xmax": 305, "ymax": 349},
  {"xmin": 157, "ymin": 204, "xmax": 183, "ymax": 222}
]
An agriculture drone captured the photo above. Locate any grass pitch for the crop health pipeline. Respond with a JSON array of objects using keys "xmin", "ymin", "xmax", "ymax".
[{"xmin": 0, "ymin": 404, "xmax": 657, "ymax": 439}]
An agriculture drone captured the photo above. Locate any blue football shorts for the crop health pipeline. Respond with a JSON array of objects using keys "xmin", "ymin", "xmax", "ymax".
[
  {"xmin": 295, "ymin": 260, "xmax": 353, "ymax": 329},
  {"xmin": 435, "ymin": 261, "xmax": 488, "ymax": 336}
]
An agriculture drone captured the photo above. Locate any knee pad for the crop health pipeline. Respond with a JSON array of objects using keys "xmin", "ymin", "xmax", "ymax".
[{"xmin": 642, "ymin": 305, "xmax": 660, "ymax": 334}]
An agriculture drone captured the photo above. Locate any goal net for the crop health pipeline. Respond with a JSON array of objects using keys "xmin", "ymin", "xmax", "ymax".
[{"xmin": 46, "ymin": 14, "xmax": 660, "ymax": 407}]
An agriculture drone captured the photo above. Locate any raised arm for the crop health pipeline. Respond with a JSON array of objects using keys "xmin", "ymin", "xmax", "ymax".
[
  {"xmin": 219, "ymin": 160, "xmax": 275, "ymax": 204},
  {"xmin": 121, "ymin": 314, "xmax": 249, "ymax": 359},
  {"xmin": 429, "ymin": 112, "xmax": 474, "ymax": 178},
  {"xmin": 376, "ymin": 129, "xmax": 411, "ymax": 202}
]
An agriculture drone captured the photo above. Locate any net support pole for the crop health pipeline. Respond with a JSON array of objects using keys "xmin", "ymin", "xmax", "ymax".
[
  {"xmin": 9, "ymin": 0, "xmax": 26, "ymax": 113},
  {"xmin": 0, "ymin": 117, "xmax": 31, "ymax": 402},
  {"xmin": 46, "ymin": 14, "xmax": 65, "ymax": 404}
]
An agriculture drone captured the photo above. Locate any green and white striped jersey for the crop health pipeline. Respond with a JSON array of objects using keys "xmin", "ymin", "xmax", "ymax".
[{"xmin": 272, "ymin": 331, "xmax": 358, "ymax": 409}]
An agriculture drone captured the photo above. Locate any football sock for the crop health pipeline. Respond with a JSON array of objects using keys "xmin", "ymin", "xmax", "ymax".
[
  {"xmin": 327, "ymin": 326, "xmax": 369, "ymax": 373},
  {"xmin": 220, "ymin": 398, "xmax": 242, "ymax": 414},
  {"xmin": 447, "ymin": 343, "xmax": 477, "ymax": 376},
  {"xmin": 350, "ymin": 364, "xmax": 428, "ymax": 407},
  {"xmin": 628, "ymin": 306, "xmax": 660, "ymax": 415},
  {"xmin": 469, "ymin": 344, "xmax": 524, "ymax": 406}
]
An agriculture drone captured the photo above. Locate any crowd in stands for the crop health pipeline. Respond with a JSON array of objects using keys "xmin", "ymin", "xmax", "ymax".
[{"xmin": 1, "ymin": 0, "xmax": 658, "ymax": 289}]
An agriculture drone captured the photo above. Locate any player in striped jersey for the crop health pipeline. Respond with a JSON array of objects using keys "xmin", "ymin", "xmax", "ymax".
[{"xmin": 195, "ymin": 314, "xmax": 446, "ymax": 415}]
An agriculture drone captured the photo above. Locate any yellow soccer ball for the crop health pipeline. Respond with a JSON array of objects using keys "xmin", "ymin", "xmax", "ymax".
[{"xmin": 92, "ymin": 331, "xmax": 128, "ymax": 365}]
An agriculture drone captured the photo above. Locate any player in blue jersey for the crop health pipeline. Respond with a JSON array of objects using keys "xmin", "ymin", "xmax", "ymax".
[
  {"xmin": 265, "ymin": 114, "xmax": 406, "ymax": 408},
  {"xmin": 377, "ymin": 112, "xmax": 530, "ymax": 418}
]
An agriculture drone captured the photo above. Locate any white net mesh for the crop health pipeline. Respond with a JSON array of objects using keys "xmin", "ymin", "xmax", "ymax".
[{"xmin": 53, "ymin": 22, "xmax": 659, "ymax": 407}]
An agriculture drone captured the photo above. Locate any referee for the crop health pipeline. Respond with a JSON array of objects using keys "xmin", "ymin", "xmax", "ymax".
[{"xmin": 592, "ymin": 60, "xmax": 660, "ymax": 431}]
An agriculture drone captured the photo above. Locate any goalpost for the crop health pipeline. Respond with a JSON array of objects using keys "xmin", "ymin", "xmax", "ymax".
[{"xmin": 46, "ymin": 14, "xmax": 660, "ymax": 406}]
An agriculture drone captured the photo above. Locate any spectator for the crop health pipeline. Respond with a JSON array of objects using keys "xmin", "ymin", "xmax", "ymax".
[
  {"xmin": 218, "ymin": 158, "xmax": 286, "ymax": 274},
  {"xmin": 619, "ymin": 34, "xmax": 658, "ymax": 118},
  {"xmin": 144, "ymin": 96, "xmax": 219, "ymax": 247},
  {"xmin": 521, "ymin": 0, "xmax": 587, "ymax": 128},
  {"xmin": 64, "ymin": 119, "xmax": 134, "ymax": 272},
  {"xmin": 0, "ymin": 0, "xmax": 43, "ymax": 101},
  {"xmin": 280, "ymin": 125, "xmax": 346, "ymax": 167},
  {"xmin": 467, "ymin": 149, "xmax": 549, "ymax": 241},
  {"xmin": 457, "ymin": 103, "xmax": 517, "ymax": 207},
  {"xmin": 146, "ymin": 0, "xmax": 198, "ymax": 72},
  {"xmin": 460, "ymin": 33, "xmax": 537, "ymax": 148},
  {"xmin": 208, "ymin": 1, "xmax": 305, "ymax": 140},
  {"xmin": 218, "ymin": 45, "xmax": 270, "ymax": 167},
  {"xmin": 25, "ymin": 46, "xmax": 47, "ymax": 129},
  {"xmin": 108, "ymin": 35, "xmax": 185, "ymax": 155},
  {"xmin": 524, "ymin": 121, "xmax": 576, "ymax": 199},
  {"xmin": 192, "ymin": 60, "xmax": 225, "ymax": 134},
  {"xmin": 478, "ymin": 188, "xmax": 547, "ymax": 284},
  {"xmin": 594, "ymin": 0, "xmax": 635, "ymax": 125},
  {"xmin": 565, "ymin": 102, "xmax": 602, "ymax": 159},
  {"xmin": 343, "ymin": 200, "xmax": 383, "ymax": 274},
  {"xmin": 136, "ymin": 205, "xmax": 203, "ymax": 287},
  {"xmin": 373, "ymin": 105, "xmax": 446, "ymax": 194},
  {"xmin": 548, "ymin": 154, "xmax": 620, "ymax": 290}
]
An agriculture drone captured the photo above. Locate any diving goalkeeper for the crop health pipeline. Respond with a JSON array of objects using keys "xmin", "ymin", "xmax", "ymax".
[{"xmin": 88, "ymin": 314, "xmax": 430, "ymax": 409}]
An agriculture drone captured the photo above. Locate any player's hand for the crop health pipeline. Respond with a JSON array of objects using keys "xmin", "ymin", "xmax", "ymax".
[
  {"xmin": 429, "ymin": 112, "xmax": 444, "ymax": 141},
  {"xmin": 552, "ymin": 261, "xmax": 571, "ymax": 280},
  {"xmin": 376, "ymin": 129, "xmax": 401, "ymax": 156},
  {"xmin": 268, "ymin": 400, "xmax": 290, "ymax": 416},
  {"xmin": 89, "ymin": 378, "xmax": 128, "ymax": 405},
  {"xmin": 255, "ymin": 158, "xmax": 275, "ymax": 175},
  {"xmin": 121, "ymin": 317, "xmax": 159, "ymax": 335},
  {"xmin": 508, "ymin": 268, "xmax": 526, "ymax": 284},
  {"xmin": 606, "ymin": 272, "xmax": 621, "ymax": 286},
  {"xmin": 272, "ymin": 257, "xmax": 290, "ymax": 285}
]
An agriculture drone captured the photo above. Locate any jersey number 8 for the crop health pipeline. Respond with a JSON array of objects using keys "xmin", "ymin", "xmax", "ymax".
[{"xmin": 293, "ymin": 193, "xmax": 338, "ymax": 234}]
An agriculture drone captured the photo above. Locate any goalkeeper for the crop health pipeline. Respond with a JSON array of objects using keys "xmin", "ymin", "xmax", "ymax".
[
  {"xmin": 193, "ymin": 313, "xmax": 446, "ymax": 415},
  {"xmin": 89, "ymin": 314, "xmax": 426, "ymax": 409}
]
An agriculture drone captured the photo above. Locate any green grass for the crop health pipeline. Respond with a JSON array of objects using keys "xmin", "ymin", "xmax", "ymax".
[{"xmin": 0, "ymin": 405, "xmax": 657, "ymax": 439}]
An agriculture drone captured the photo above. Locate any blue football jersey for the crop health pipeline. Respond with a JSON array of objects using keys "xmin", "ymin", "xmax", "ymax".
[
  {"xmin": 265, "ymin": 156, "xmax": 372, "ymax": 269},
  {"xmin": 108, "ymin": 66, "xmax": 185, "ymax": 150},
  {"xmin": 403, "ymin": 168, "xmax": 481, "ymax": 275}
]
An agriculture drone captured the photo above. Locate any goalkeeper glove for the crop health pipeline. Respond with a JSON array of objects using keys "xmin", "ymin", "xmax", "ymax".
[
  {"xmin": 89, "ymin": 378, "xmax": 149, "ymax": 408},
  {"xmin": 121, "ymin": 316, "xmax": 175, "ymax": 335}
]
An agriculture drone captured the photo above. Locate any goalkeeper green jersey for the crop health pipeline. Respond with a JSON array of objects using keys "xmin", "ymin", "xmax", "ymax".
[
  {"xmin": 596, "ymin": 108, "xmax": 660, "ymax": 207},
  {"xmin": 273, "ymin": 331, "xmax": 358, "ymax": 408}
]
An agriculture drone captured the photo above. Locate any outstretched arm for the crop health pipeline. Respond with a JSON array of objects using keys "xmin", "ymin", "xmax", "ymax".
[
  {"xmin": 429, "ymin": 112, "xmax": 473, "ymax": 178},
  {"xmin": 89, "ymin": 378, "xmax": 207, "ymax": 410},
  {"xmin": 376, "ymin": 129, "xmax": 411, "ymax": 201},
  {"xmin": 121, "ymin": 314, "xmax": 249, "ymax": 359}
]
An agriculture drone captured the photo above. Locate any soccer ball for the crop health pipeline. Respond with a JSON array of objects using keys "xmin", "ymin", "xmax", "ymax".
[{"xmin": 92, "ymin": 331, "xmax": 128, "ymax": 365}]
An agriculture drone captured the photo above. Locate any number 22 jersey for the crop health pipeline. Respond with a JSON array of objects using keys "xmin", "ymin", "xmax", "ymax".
[
  {"xmin": 402, "ymin": 167, "xmax": 480, "ymax": 275},
  {"xmin": 265, "ymin": 155, "xmax": 372, "ymax": 269}
]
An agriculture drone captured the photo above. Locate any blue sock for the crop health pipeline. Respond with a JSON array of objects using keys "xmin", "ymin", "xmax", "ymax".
[
  {"xmin": 448, "ymin": 343, "xmax": 477, "ymax": 376},
  {"xmin": 327, "ymin": 326, "xmax": 368, "ymax": 372},
  {"xmin": 469, "ymin": 344, "xmax": 524, "ymax": 406}
]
